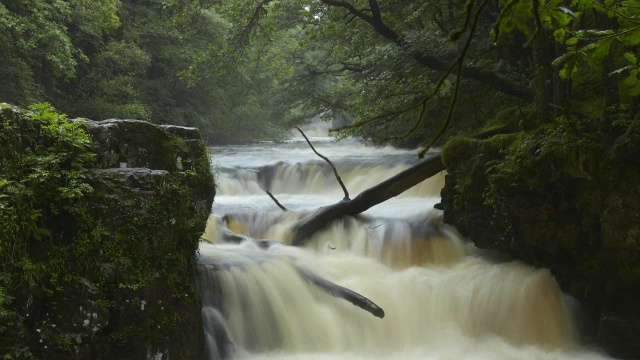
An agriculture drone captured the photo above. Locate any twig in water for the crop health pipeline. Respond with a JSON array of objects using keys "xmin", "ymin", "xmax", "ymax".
[{"xmin": 266, "ymin": 190, "xmax": 288, "ymax": 211}]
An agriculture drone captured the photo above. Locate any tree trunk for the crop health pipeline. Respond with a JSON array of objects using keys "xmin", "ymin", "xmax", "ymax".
[
  {"xmin": 532, "ymin": 28, "xmax": 554, "ymax": 122},
  {"xmin": 553, "ymin": 42, "xmax": 572, "ymax": 111},
  {"xmin": 595, "ymin": 14, "xmax": 620, "ymax": 114},
  {"xmin": 291, "ymin": 151, "xmax": 444, "ymax": 246}
]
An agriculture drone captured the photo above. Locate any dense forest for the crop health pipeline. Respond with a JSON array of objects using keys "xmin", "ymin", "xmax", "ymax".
[
  {"xmin": 2, "ymin": 0, "xmax": 640, "ymax": 358},
  {"xmin": 2, "ymin": 0, "xmax": 637, "ymax": 146}
]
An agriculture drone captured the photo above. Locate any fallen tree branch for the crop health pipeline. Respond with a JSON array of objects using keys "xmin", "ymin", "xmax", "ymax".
[
  {"xmin": 219, "ymin": 227, "xmax": 283, "ymax": 249},
  {"xmin": 297, "ymin": 267, "xmax": 385, "ymax": 318},
  {"xmin": 296, "ymin": 127, "xmax": 350, "ymax": 200},
  {"xmin": 291, "ymin": 150, "xmax": 444, "ymax": 246},
  {"xmin": 266, "ymin": 190, "xmax": 288, "ymax": 211},
  {"xmin": 198, "ymin": 247, "xmax": 385, "ymax": 318}
]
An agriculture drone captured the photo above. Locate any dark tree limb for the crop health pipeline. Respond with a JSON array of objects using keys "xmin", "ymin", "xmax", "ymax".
[
  {"xmin": 237, "ymin": 0, "xmax": 272, "ymax": 49},
  {"xmin": 291, "ymin": 150, "xmax": 444, "ymax": 246},
  {"xmin": 266, "ymin": 190, "xmax": 288, "ymax": 211},
  {"xmin": 219, "ymin": 227, "xmax": 284, "ymax": 249},
  {"xmin": 199, "ymin": 245, "xmax": 385, "ymax": 318},
  {"xmin": 297, "ymin": 268, "xmax": 385, "ymax": 318},
  {"xmin": 321, "ymin": 0, "xmax": 400, "ymax": 42},
  {"xmin": 296, "ymin": 127, "xmax": 350, "ymax": 200},
  {"xmin": 417, "ymin": 0, "xmax": 491, "ymax": 158},
  {"xmin": 319, "ymin": 0, "xmax": 534, "ymax": 101}
]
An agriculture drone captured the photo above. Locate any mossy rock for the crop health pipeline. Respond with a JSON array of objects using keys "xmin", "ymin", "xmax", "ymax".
[
  {"xmin": 82, "ymin": 119, "xmax": 177, "ymax": 170},
  {"xmin": 0, "ymin": 104, "xmax": 215, "ymax": 359},
  {"xmin": 440, "ymin": 115, "xmax": 640, "ymax": 358}
]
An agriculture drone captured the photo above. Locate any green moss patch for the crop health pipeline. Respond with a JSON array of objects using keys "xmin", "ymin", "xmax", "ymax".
[{"xmin": 0, "ymin": 103, "xmax": 214, "ymax": 359}]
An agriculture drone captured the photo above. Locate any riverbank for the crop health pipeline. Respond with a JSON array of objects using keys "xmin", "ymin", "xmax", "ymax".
[
  {"xmin": 0, "ymin": 103, "xmax": 214, "ymax": 359},
  {"xmin": 439, "ymin": 115, "xmax": 640, "ymax": 358}
]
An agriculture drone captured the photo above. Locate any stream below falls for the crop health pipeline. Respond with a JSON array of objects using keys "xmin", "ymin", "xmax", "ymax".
[{"xmin": 196, "ymin": 126, "xmax": 613, "ymax": 360}]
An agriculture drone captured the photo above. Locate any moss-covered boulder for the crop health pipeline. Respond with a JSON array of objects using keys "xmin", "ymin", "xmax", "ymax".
[
  {"xmin": 439, "ymin": 115, "xmax": 640, "ymax": 358},
  {"xmin": 0, "ymin": 103, "xmax": 215, "ymax": 359}
]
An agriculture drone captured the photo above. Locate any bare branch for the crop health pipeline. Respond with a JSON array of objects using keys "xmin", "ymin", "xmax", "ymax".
[
  {"xmin": 291, "ymin": 151, "xmax": 444, "ymax": 246},
  {"xmin": 296, "ymin": 127, "xmax": 350, "ymax": 200},
  {"xmin": 320, "ymin": 0, "xmax": 534, "ymax": 101},
  {"xmin": 320, "ymin": 0, "xmax": 400, "ymax": 42},
  {"xmin": 448, "ymin": 0, "xmax": 475, "ymax": 41},
  {"xmin": 266, "ymin": 191, "xmax": 288, "ymax": 211},
  {"xmin": 418, "ymin": 0, "xmax": 491, "ymax": 158},
  {"xmin": 368, "ymin": 0, "xmax": 383, "ymax": 22},
  {"xmin": 202, "ymin": 249, "xmax": 385, "ymax": 318}
]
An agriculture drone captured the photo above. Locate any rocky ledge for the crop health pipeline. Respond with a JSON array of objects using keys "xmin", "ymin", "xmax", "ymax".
[
  {"xmin": 438, "ymin": 116, "xmax": 640, "ymax": 359},
  {"xmin": 0, "ymin": 104, "xmax": 214, "ymax": 359}
]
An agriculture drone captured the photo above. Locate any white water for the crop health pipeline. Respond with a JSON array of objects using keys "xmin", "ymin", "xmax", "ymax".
[{"xmin": 197, "ymin": 128, "xmax": 612, "ymax": 360}]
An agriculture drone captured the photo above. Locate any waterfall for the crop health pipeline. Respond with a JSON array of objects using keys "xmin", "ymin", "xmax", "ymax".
[{"xmin": 198, "ymin": 136, "xmax": 612, "ymax": 360}]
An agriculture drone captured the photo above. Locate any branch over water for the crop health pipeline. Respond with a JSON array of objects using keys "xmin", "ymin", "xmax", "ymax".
[{"xmin": 296, "ymin": 126, "xmax": 350, "ymax": 200}]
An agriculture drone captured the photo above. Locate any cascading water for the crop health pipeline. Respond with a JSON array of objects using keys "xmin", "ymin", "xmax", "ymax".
[{"xmin": 197, "ymin": 127, "xmax": 612, "ymax": 359}]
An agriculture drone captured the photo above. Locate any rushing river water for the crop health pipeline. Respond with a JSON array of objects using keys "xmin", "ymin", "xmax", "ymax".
[{"xmin": 196, "ymin": 126, "xmax": 612, "ymax": 360}]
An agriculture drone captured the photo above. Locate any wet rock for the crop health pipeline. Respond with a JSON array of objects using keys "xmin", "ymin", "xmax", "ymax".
[
  {"xmin": 82, "ymin": 119, "xmax": 174, "ymax": 170},
  {"xmin": 0, "ymin": 104, "xmax": 214, "ymax": 359},
  {"xmin": 440, "ymin": 119, "xmax": 640, "ymax": 359},
  {"xmin": 78, "ymin": 120, "xmax": 214, "ymax": 360}
]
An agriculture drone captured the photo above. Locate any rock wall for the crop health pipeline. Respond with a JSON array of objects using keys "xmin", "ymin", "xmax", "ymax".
[
  {"xmin": 0, "ymin": 104, "xmax": 214, "ymax": 359},
  {"xmin": 438, "ymin": 116, "xmax": 640, "ymax": 359}
]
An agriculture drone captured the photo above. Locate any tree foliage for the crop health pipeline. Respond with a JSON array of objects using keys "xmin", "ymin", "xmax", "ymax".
[
  {"xmin": 493, "ymin": 0, "xmax": 640, "ymax": 115},
  {"xmin": 220, "ymin": 0, "xmax": 639, "ymax": 146},
  {"xmin": 229, "ymin": 0, "xmax": 534, "ymax": 147},
  {"xmin": 0, "ymin": 0, "xmax": 291, "ymax": 144},
  {"xmin": 0, "ymin": 0, "xmax": 638, "ymax": 143}
]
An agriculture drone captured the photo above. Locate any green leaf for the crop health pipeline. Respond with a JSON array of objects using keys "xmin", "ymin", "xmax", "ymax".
[
  {"xmin": 624, "ymin": 52, "xmax": 638, "ymax": 65},
  {"xmin": 557, "ymin": 6, "xmax": 578, "ymax": 18},
  {"xmin": 554, "ymin": 28, "xmax": 567, "ymax": 42},
  {"xmin": 580, "ymin": 52, "xmax": 604, "ymax": 73},
  {"xmin": 591, "ymin": 37, "xmax": 613, "ymax": 60},
  {"xmin": 552, "ymin": 52, "xmax": 574, "ymax": 66},
  {"xmin": 559, "ymin": 58, "xmax": 578, "ymax": 79},
  {"xmin": 627, "ymin": 75, "xmax": 640, "ymax": 96},
  {"xmin": 548, "ymin": 9, "xmax": 573, "ymax": 28},
  {"xmin": 623, "ymin": 74, "xmax": 638, "ymax": 89}
]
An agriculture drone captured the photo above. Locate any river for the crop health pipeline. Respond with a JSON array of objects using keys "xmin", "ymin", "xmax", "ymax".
[{"xmin": 196, "ymin": 126, "xmax": 612, "ymax": 360}]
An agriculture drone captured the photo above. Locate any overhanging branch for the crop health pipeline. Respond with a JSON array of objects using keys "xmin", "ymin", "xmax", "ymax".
[
  {"xmin": 319, "ymin": 0, "xmax": 534, "ymax": 101},
  {"xmin": 297, "ymin": 127, "xmax": 350, "ymax": 200}
]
